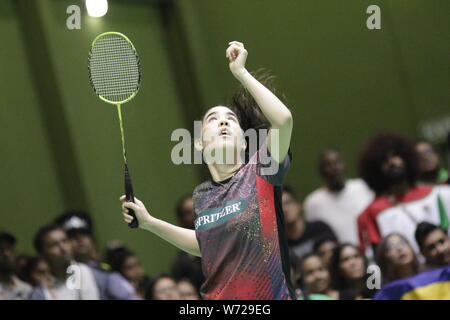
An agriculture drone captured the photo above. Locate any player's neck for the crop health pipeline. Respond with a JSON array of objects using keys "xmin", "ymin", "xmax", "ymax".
[{"xmin": 208, "ymin": 162, "xmax": 244, "ymax": 183}]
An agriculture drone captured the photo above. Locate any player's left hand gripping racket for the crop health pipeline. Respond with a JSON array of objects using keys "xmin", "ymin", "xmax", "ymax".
[{"xmin": 88, "ymin": 32, "xmax": 141, "ymax": 228}]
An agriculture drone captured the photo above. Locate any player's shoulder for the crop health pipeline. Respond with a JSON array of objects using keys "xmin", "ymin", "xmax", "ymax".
[
  {"xmin": 193, "ymin": 180, "xmax": 212, "ymax": 195},
  {"xmin": 192, "ymin": 180, "xmax": 215, "ymax": 205}
]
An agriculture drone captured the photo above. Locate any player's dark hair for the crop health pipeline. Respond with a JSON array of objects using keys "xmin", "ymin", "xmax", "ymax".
[
  {"xmin": 228, "ymin": 69, "xmax": 276, "ymax": 132},
  {"xmin": 358, "ymin": 132, "xmax": 419, "ymax": 195}
]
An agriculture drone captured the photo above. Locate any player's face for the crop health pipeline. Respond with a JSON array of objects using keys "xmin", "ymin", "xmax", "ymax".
[
  {"xmin": 422, "ymin": 229, "xmax": 450, "ymax": 267},
  {"xmin": 200, "ymin": 106, "xmax": 246, "ymax": 164},
  {"xmin": 302, "ymin": 256, "xmax": 330, "ymax": 294},
  {"xmin": 385, "ymin": 234, "xmax": 415, "ymax": 267},
  {"xmin": 339, "ymin": 246, "xmax": 365, "ymax": 280}
]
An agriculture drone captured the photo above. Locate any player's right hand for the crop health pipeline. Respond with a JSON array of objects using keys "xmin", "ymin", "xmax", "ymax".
[{"xmin": 120, "ymin": 195, "xmax": 153, "ymax": 229}]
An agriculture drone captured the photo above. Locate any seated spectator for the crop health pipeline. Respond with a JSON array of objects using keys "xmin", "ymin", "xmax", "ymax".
[
  {"xmin": 415, "ymin": 222, "xmax": 450, "ymax": 270},
  {"xmin": 15, "ymin": 254, "xmax": 32, "ymax": 280},
  {"xmin": 145, "ymin": 274, "xmax": 180, "ymax": 300},
  {"xmin": 282, "ymin": 185, "xmax": 336, "ymax": 263},
  {"xmin": 29, "ymin": 224, "xmax": 99, "ymax": 300},
  {"xmin": 0, "ymin": 231, "xmax": 32, "ymax": 300},
  {"xmin": 136, "ymin": 275, "xmax": 154, "ymax": 300},
  {"xmin": 296, "ymin": 253, "xmax": 337, "ymax": 300},
  {"xmin": 415, "ymin": 141, "xmax": 449, "ymax": 185},
  {"xmin": 304, "ymin": 149, "xmax": 374, "ymax": 245},
  {"xmin": 375, "ymin": 234, "xmax": 421, "ymax": 285},
  {"xmin": 54, "ymin": 211, "xmax": 96, "ymax": 264},
  {"xmin": 329, "ymin": 244, "xmax": 377, "ymax": 299},
  {"xmin": 19, "ymin": 257, "xmax": 51, "ymax": 288},
  {"xmin": 177, "ymin": 278, "xmax": 201, "ymax": 300},
  {"xmin": 357, "ymin": 132, "xmax": 450, "ymax": 256},
  {"xmin": 55, "ymin": 211, "xmax": 139, "ymax": 300},
  {"xmin": 107, "ymin": 246, "xmax": 146, "ymax": 298},
  {"xmin": 170, "ymin": 195, "xmax": 204, "ymax": 291},
  {"xmin": 313, "ymin": 235, "xmax": 339, "ymax": 268}
]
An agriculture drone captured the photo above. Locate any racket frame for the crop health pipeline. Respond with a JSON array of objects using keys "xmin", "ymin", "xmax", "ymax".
[{"xmin": 89, "ymin": 31, "xmax": 141, "ymax": 106}]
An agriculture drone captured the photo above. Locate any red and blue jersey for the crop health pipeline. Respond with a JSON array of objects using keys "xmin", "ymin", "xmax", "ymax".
[{"xmin": 193, "ymin": 145, "xmax": 296, "ymax": 300}]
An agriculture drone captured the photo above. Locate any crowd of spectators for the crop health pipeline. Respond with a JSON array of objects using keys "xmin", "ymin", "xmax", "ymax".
[{"xmin": 1, "ymin": 132, "xmax": 449, "ymax": 300}]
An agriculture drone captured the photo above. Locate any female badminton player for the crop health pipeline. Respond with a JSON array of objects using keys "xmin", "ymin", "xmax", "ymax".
[{"xmin": 121, "ymin": 41, "xmax": 295, "ymax": 300}]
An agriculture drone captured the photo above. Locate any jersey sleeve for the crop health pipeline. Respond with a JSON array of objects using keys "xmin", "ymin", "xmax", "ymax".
[{"xmin": 254, "ymin": 140, "xmax": 292, "ymax": 186}]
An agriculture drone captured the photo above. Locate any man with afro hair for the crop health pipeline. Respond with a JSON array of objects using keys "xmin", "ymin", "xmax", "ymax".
[{"xmin": 357, "ymin": 132, "xmax": 450, "ymax": 257}]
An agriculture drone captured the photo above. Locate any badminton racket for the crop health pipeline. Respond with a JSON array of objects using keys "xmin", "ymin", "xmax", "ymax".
[{"xmin": 88, "ymin": 31, "xmax": 141, "ymax": 228}]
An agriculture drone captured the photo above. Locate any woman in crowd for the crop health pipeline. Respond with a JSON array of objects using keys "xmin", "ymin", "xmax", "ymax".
[
  {"xmin": 176, "ymin": 278, "xmax": 201, "ymax": 300},
  {"xmin": 144, "ymin": 274, "xmax": 180, "ymax": 300},
  {"xmin": 296, "ymin": 253, "xmax": 337, "ymax": 300},
  {"xmin": 313, "ymin": 235, "xmax": 339, "ymax": 268},
  {"xmin": 329, "ymin": 244, "xmax": 377, "ymax": 299},
  {"xmin": 19, "ymin": 257, "xmax": 51, "ymax": 288},
  {"xmin": 375, "ymin": 233, "xmax": 421, "ymax": 285},
  {"xmin": 107, "ymin": 247, "xmax": 147, "ymax": 298}
]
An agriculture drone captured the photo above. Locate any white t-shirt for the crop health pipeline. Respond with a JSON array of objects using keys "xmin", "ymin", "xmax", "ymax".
[
  {"xmin": 42, "ymin": 262, "xmax": 100, "ymax": 300},
  {"xmin": 304, "ymin": 178, "xmax": 374, "ymax": 244}
]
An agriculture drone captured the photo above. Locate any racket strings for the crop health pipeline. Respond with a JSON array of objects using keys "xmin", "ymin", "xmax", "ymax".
[{"xmin": 89, "ymin": 35, "xmax": 140, "ymax": 103}]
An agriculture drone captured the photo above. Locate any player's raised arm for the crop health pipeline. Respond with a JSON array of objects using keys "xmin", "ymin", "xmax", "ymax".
[
  {"xmin": 226, "ymin": 41, "xmax": 293, "ymax": 163},
  {"xmin": 120, "ymin": 195, "xmax": 201, "ymax": 257}
]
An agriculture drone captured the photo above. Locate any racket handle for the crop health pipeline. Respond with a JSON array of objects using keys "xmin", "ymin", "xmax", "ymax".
[{"xmin": 124, "ymin": 164, "xmax": 139, "ymax": 229}]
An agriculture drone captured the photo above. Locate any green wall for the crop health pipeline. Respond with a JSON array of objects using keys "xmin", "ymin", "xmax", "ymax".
[
  {"xmin": 176, "ymin": 0, "xmax": 450, "ymax": 196},
  {"xmin": 1, "ymin": 0, "xmax": 449, "ymax": 275}
]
